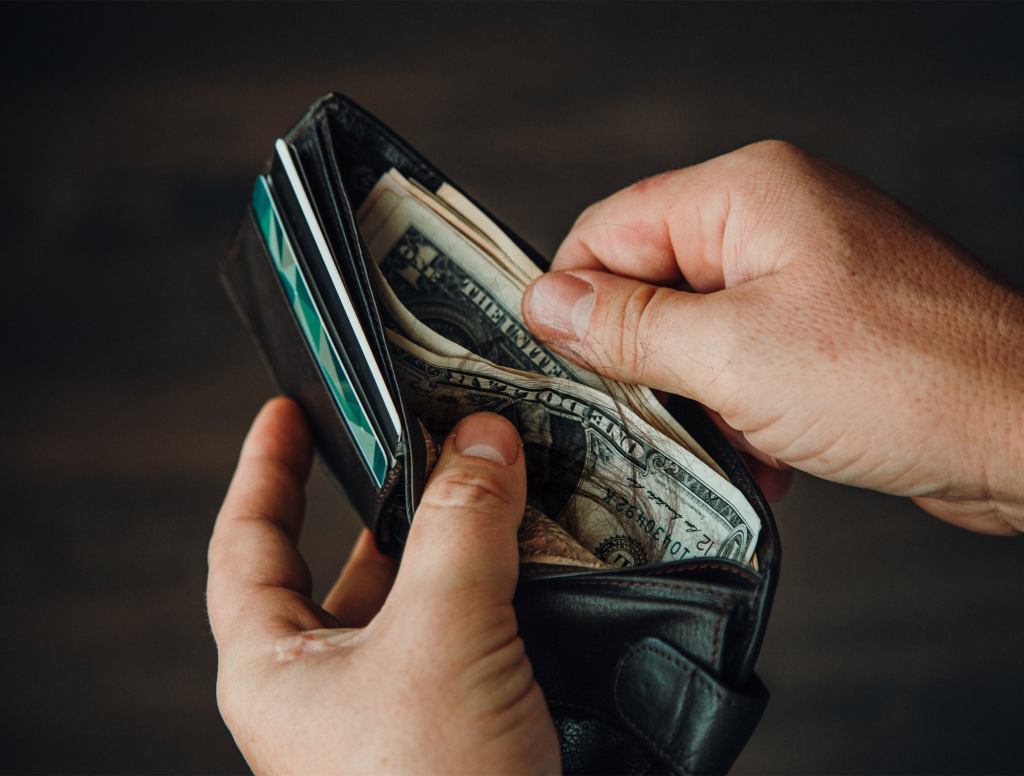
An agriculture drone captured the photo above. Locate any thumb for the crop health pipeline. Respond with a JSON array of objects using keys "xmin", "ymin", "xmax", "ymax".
[
  {"xmin": 523, "ymin": 269, "xmax": 751, "ymax": 411},
  {"xmin": 389, "ymin": 412, "xmax": 526, "ymax": 609}
]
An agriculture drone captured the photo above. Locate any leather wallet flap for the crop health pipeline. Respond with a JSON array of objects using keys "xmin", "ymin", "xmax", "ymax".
[{"xmin": 613, "ymin": 638, "xmax": 768, "ymax": 775}]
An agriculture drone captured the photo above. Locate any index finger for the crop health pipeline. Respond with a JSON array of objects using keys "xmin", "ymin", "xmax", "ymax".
[
  {"xmin": 551, "ymin": 158, "xmax": 731, "ymax": 292},
  {"xmin": 207, "ymin": 397, "xmax": 324, "ymax": 655}
]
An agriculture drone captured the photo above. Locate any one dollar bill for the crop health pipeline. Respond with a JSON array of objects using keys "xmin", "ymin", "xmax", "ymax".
[
  {"xmin": 358, "ymin": 169, "xmax": 763, "ymax": 568},
  {"xmin": 388, "ymin": 329, "xmax": 760, "ymax": 566}
]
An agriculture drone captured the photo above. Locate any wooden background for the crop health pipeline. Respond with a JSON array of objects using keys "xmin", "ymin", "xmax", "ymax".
[{"xmin": 2, "ymin": 3, "xmax": 1022, "ymax": 773}]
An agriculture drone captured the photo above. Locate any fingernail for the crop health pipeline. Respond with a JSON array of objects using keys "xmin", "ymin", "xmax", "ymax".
[
  {"xmin": 454, "ymin": 413, "xmax": 520, "ymax": 465},
  {"xmin": 526, "ymin": 273, "xmax": 595, "ymax": 337}
]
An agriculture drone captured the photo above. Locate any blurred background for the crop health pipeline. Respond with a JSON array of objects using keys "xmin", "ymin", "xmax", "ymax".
[{"xmin": 2, "ymin": 2, "xmax": 1022, "ymax": 773}]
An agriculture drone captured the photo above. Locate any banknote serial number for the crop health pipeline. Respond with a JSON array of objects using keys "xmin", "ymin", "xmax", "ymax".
[{"xmin": 600, "ymin": 487, "xmax": 715, "ymax": 560}]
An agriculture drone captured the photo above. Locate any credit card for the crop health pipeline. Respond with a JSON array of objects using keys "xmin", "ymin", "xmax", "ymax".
[
  {"xmin": 265, "ymin": 146, "xmax": 400, "ymax": 459},
  {"xmin": 273, "ymin": 140, "xmax": 403, "ymax": 438},
  {"xmin": 270, "ymin": 134, "xmax": 402, "ymax": 455},
  {"xmin": 252, "ymin": 175, "xmax": 392, "ymax": 487}
]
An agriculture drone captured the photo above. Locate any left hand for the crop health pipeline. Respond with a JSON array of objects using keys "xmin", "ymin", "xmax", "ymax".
[{"xmin": 207, "ymin": 398, "xmax": 560, "ymax": 774}]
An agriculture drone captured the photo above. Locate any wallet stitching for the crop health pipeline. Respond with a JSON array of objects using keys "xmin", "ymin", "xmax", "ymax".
[
  {"xmin": 642, "ymin": 563, "xmax": 759, "ymax": 584},
  {"xmin": 375, "ymin": 463, "xmax": 403, "ymax": 511},
  {"xmin": 559, "ymin": 579, "xmax": 743, "ymax": 603},
  {"xmin": 613, "ymin": 646, "xmax": 689, "ymax": 775},
  {"xmin": 615, "ymin": 642, "xmax": 748, "ymax": 776},
  {"xmin": 634, "ymin": 643, "xmax": 742, "ymax": 706},
  {"xmin": 519, "ymin": 562, "xmax": 759, "ymax": 585},
  {"xmin": 620, "ymin": 721, "xmax": 688, "ymax": 776},
  {"xmin": 710, "ymin": 605, "xmax": 726, "ymax": 668}
]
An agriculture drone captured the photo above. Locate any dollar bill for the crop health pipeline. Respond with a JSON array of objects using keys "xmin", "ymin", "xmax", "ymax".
[
  {"xmin": 357, "ymin": 169, "xmax": 763, "ymax": 568},
  {"xmin": 387, "ymin": 329, "xmax": 760, "ymax": 566},
  {"xmin": 362, "ymin": 186, "xmax": 725, "ymax": 474}
]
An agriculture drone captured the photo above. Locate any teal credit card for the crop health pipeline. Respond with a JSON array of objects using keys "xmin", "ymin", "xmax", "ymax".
[{"xmin": 252, "ymin": 175, "xmax": 392, "ymax": 487}]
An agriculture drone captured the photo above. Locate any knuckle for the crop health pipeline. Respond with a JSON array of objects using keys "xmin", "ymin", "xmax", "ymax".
[
  {"xmin": 572, "ymin": 172, "xmax": 669, "ymax": 232},
  {"xmin": 736, "ymin": 139, "xmax": 813, "ymax": 189},
  {"xmin": 572, "ymin": 199, "xmax": 603, "ymax": 230},
  {"xmin": 726, "ymin": 140, "xmax": 818, "ymax": 229},
  {"xmin": 743, "ymin": 138, "xmax": 808, "ymax": 166},
  {"xmin": 624, "ymin": 170, "xmax": 670, "ymax": 199}
]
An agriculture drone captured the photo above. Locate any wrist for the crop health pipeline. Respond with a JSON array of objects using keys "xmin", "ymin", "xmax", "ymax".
[
  {"xmin": 985, "ymin": 382, "xmax": 1024, "ymax": 532},
  {"xmin": 971, "ymin": 285, "xmax": 1024, "ymax": 531},
  {"xmin": 916, "ymin": 274, "xmax": 1024, "ymax": 534}
]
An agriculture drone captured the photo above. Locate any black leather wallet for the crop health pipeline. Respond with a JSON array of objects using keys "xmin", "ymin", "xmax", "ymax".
[{"xmin": 222, "ymin": 93, "xmax": 780, "ymax": 775}]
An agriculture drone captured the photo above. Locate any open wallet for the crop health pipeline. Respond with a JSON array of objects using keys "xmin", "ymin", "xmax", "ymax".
[{"xmin": 221, "ymin": 93, "xmax": 780, "ymax": 776}]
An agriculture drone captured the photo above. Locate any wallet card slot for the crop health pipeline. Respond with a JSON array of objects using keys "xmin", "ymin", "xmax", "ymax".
[
  {"xmin": 302, "ymin": 118, "xmax": 409, "ymax": 426},
  {"xmin": 222, "ymin": 207, "xmax": 400, "ymax": 523},
  {"xmin": 266, "ymin": 156, "xmax": 399, "ymax": 458},
  {"xmin": 252, "ymin": 176, "xmax": 392, "ymax": 487},
  {"xmin": 271, "ymin": 140, "xmax": 402, "ymax": 445},
  {"xmin": 298, "ymin": 115, "xmax": 430, "ymax": 520}
]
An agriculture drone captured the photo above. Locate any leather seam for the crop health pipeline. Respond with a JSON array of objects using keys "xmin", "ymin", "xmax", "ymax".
[
  {"xmin": 642, "ymin": 562, "xmax": 759, "ymax": 583},
  {"xmin": 374, "ymin": 462, "xmax": 403, "ymax": 511},
  {"xmin": 613, "ymin": 647, "xmax": 689, "ymax": 776},
  {"xmin": 519, "ymin": 562, "xmax": 759, "ymax": 585},
  {"xmin": 710, "ymin": 605, "xmax": 726, "ymax": 668},
  {"xmin": 634, "ymin": 643, "xmax": 743, "ymax": 707},
  {"xmin": 614, "ymin": 642, "xmax": 750, "ymax": 775},
  {"xmin": 555, "ymin": 578, "xmax": 744, "ymax": 603}
]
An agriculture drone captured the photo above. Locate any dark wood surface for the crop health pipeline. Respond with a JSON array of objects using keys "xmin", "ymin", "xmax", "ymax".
[{"xmin": 2, "ymin": 3, "xmax": 1022, "ymax": 773}]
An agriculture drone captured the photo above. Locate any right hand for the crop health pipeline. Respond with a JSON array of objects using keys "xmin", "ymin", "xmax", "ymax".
[{"xmin": 522, "ymin": 141, "xmax": 1024, "ymax": 535}]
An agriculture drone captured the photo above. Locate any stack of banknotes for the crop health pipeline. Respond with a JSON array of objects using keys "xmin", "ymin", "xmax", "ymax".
[{"xmin": 355, "ymin": 170, "xmax": 761, "ymax": 569}]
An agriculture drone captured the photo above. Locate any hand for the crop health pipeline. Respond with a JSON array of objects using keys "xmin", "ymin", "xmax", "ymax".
[
  {"xmin": 207, "ymin": 399, "xmax": 559, "ymax": 775},
  {"xmin": 522, "ymin": 141, "xmax": 1024, "ymax": 535}
]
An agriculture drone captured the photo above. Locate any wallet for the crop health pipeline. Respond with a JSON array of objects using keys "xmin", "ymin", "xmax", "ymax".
[{"xmin": 222, "ymin": 93, "xmax": 780, "ymax": 775}]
